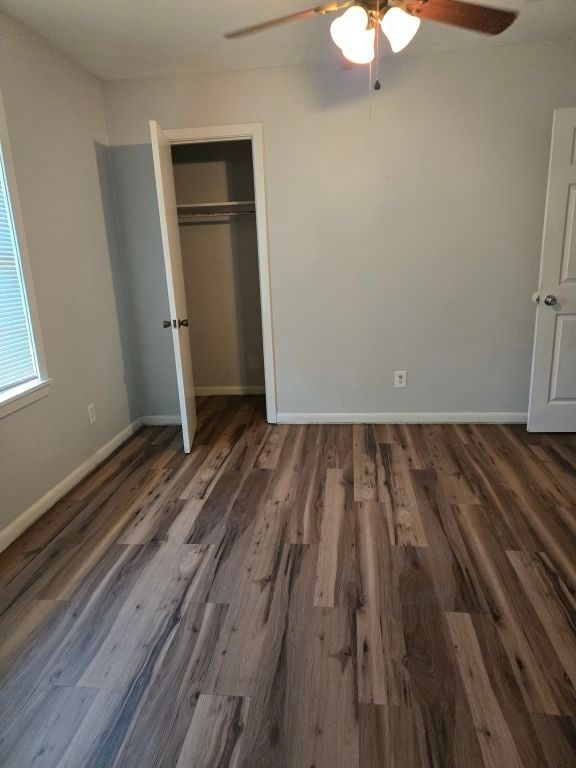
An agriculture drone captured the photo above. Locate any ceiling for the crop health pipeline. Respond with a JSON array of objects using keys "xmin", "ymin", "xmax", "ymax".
[{"xmin": 0, "ymin": 0, "xmax": 574, "ymax": 80}]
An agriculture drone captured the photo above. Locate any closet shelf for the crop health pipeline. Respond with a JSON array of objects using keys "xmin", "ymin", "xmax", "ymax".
[{"xmin": 177, "ymin": 200, "xmax": 256, "ymax": 224}]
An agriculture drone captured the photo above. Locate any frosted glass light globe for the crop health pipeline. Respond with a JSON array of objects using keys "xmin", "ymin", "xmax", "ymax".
[
  {"xmin": 341, "ymin": 28, "xmax": 376, "ymax": 64},
  {"xmin": 380, "ymin": 7, "xmax": 421, "ymax": 53},
  {"xmin": 330, "ymin": 6, "xmax": 370, "ymax": 50}
]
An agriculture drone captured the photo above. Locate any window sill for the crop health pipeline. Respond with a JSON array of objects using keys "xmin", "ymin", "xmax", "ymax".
[{"xmin": 0, "ymin": 378, "xmax": 52, "ymax": 420}]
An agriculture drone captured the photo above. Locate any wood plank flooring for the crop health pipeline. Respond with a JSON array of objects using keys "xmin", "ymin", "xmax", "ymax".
[{"xmin": 0, "ymin": 396, "xmax": 575, "ymax": 767}]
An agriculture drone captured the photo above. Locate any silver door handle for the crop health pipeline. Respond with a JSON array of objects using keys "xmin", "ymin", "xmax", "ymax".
[
  {"xmin": 162, "ymin": 320, "xmax": 172, "ymax": 328},
  {"xmin": 178, "ymin": 318, "xmax": 189, "ymax": 328},
  {"xmin": 544, "ymin": 295, "xmax": 557, "ymax": 306}
]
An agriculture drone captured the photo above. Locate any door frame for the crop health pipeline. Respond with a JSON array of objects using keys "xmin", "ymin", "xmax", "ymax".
[{"xmin": 164, "ymin": 122, "xmax": 277, "ymax": 423}]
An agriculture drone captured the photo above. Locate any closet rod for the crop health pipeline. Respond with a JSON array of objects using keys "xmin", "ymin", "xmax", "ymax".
[
  {"xmin": 178, "ymin": 210, "xmax": 256, "ymax": 226},
  {"xmin": 177, "ymin": 200, "xmax": 255, "ymax": 210}
]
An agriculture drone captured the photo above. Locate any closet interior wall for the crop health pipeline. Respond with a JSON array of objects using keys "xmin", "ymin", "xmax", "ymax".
[{"xmin": 171, "ymin": 140, "xmax": 265, "ymax": 394}]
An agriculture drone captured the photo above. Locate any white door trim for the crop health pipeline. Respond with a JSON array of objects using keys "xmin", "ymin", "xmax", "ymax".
[{"xmin": 164, "ymin": 122, "xmax": 277, "ymax": 424}]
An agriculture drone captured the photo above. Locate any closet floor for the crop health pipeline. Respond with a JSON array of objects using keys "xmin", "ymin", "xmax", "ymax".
[{"xmin": 0, "ymin": 396, "xmax": 575, "ymax": 767}]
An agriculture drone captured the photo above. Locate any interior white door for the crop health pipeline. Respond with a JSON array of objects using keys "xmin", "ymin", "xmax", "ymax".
[
  {"xmin": 528, "ymin": 107, "xmax": 576, "ymax": 432},
  {"xmin": 150, "ymin": 121, "xmax": 197, "ymax": 451}
]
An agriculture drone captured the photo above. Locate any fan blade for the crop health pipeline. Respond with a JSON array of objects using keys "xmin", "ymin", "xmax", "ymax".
[
  {"xmin": 404, "ymin": 0, "xmax": 517, "ymax": 35},
  {"xmin": 224, "ymin": 2, "xmax": 351, "ymax": 39}
]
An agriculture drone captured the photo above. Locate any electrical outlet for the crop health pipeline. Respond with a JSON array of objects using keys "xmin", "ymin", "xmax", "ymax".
[
  {"xmin": 88, "ymin": 402, "xmax": 96, "ymax": 425},
  {"xmin": 394, "ymin": 370, "xmax": 407, "ymax": 388}
]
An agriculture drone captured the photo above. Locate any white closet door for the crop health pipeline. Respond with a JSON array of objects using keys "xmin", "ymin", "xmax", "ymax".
[
  {"xmin": 528, "ymin": 108, "xmax": 576, "ymax": 431},
  {"xmin": 150, "ymin": 121, "xmax": 197, "ymax": 452}
]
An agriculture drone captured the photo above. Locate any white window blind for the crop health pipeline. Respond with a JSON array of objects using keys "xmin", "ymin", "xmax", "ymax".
[{"xmin": 0, "ymin": 143, "xmax": 37, "ymax": 393}]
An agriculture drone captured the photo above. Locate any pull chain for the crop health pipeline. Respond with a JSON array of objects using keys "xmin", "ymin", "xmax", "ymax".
[
  {"xmin": 374, "ymin": 0, "xmax": 381, "ymax": 91},
  {"xmin": 368, "ymin": 58, "xmax": 373, "ymax": 119},
  {"xmin": 368, "ymin": 4, "xmax": 381, "ymax": 118}
]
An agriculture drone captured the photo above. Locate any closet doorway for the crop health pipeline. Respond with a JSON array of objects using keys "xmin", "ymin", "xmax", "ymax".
[{"xmin": 150, "ymin": 122, "xmax": 276, "ymax": 452}]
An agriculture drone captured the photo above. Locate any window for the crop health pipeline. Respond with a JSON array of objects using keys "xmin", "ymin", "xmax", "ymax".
[
  {"xmin": 0, "ymin": 93, "xmax": 49, "ymax": 418},
  {"xmin": 0, "ymin": 149, "xmax": 38, "ymax": 391}
]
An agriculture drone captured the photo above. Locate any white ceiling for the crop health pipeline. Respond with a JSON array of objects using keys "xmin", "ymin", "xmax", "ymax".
[{"xmin": 1, "ymin": 0, "xmax": 574, "ymax": 80}]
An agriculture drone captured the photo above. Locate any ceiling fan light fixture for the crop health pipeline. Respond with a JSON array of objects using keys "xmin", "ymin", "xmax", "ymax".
[
  {"xmin": 330, "ymin": 5, "xmax": 370, "ymax": 50},
  {"xmin": 380, "ymin": 7, "xmax": 421, "ymax": 53},
  {"xmin": 341, "ymin": 27, "xmax": 376, "ymax": 64}
]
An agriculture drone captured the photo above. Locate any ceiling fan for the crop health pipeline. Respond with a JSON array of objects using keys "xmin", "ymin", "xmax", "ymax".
[{"xmin": 224, "ymin": 1, "xmax": 518, "ymax": 64}]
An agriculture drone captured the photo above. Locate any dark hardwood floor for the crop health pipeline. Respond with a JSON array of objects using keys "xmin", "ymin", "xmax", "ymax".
[{"xmin": 0, "ymin": 395, "xmax": 575, "ymax": 767}]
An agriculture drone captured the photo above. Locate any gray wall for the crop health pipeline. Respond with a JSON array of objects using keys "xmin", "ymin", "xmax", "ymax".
[
  {"xmin": 0, "ymin": 14, "xmax": 136, "ymax": 530},
  {"xmin": 103, "ymin": 40, "xmax": 576, "ymax": 418}
]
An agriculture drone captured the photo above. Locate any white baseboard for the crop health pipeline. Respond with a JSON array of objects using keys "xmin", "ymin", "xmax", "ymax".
[
  {"xmin": 141, "ymin": 415, "xmax": 181, "ymax": 426},
  {"xmin": 0, "ymin": 418, "xmax": 143, "ymax": 555},
  {"xmin": 141, "ymin": 410, "xmax": 528, "ymax": 427},
  {"xmin": 194, "ymin": 386, "xmax": 265, "ymax": 396},
  {"xmin": 276, "ymin": 411, "xmax": 528, "ymax": 425}
]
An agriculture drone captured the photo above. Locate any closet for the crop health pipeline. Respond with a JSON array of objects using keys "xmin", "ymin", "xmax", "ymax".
[{"xmin": 171, "ymin": 140, "xmax": 265, "ymax": 398}]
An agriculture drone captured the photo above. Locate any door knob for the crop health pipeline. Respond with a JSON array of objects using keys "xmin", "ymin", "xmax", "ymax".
[
  {"xmin": 178, "ymin": 318, "xmax": 189, "ymax": 328},
  {"xmin": 544, "ymin": 295, "xmax": 557, "ymax": 306},
  {"xmin": 162, "ymin": 320, "xmax": 172, "ymax": 328}
]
